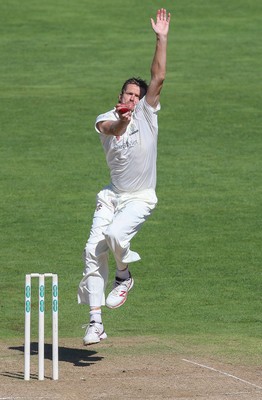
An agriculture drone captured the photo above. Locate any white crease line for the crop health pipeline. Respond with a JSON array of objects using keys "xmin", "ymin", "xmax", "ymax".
[
  {"xmin": 182, "ymin": 359, "xmax": 262, "ymax": 390},
  {"xmin": 0, "ymin": 398, "xmax": 53, "ymax": 400}
]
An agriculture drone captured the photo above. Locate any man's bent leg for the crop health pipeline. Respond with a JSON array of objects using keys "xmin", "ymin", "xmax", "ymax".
[
  {"xmin": 104, "ymin": 192, "xmax": 157, "ymax": 309},
  {"xmin": 104, "ymin": 196, "xmax": 156, "ymax": 269},
  {"xmin": 78, "ymin": 187, "xmax": 116, "ymax": 306}
]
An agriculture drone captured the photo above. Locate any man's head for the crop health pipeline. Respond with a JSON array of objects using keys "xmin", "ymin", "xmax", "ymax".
[{"xmin": 119, "ymin": 77, "xmax": 148, "ymax": 110}]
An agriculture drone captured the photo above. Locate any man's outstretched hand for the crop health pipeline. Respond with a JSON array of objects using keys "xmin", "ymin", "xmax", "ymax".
[{"xmin": 151, "ymin": 8, "xmax": 171, "ymax": 37}]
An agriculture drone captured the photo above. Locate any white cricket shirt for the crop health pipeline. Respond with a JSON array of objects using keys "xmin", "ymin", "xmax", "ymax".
[{"xmin": 95, "ymin": 97, "xmax": 160, "ymax": 193}]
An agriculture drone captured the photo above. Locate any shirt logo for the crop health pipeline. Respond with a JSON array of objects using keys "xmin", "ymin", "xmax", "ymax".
[
  {"xmin": 113, "ymin": 124, "xmax": 139, "ymax": 150},
  {"xmin": 96, "ymin": 203, "xmax": 103, "ymax": 212}
]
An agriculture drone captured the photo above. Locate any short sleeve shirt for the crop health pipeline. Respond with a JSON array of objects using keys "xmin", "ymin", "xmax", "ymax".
[{"xmin": 95, "ymin": 97, "xmax": 160, "ymax": 193}]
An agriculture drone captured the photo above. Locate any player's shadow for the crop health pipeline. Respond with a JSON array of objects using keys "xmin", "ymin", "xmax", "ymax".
[{"xmin": 9, "ymin": 342, "xmax": 104, "ymax": 368}]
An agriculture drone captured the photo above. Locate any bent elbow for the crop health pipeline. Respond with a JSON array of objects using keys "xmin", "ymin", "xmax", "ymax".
[{"xmin": 151, "ymin": 68, "xmax": 166, "ymax": 84}]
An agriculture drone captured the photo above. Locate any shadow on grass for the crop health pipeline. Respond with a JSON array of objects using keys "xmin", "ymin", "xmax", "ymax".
[
  {"xmin": 2, "ymin": 343, "xmax": 104, "ymax": 380},
  {"xmin": 10, "ymin": 342, "xmax": 104, "ymax": 366}
]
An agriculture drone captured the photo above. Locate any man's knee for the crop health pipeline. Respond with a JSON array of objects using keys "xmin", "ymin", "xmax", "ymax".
[{"xmin": 104, "ymin": 224, "xmax": 122, "ymax": 245}]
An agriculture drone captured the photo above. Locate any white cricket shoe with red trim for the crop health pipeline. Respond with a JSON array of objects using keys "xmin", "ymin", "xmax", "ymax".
[
  {"xmin": 106, "ymin": 275, "xmax": 134, "ymax": 309},
  {"xmin": 83, "ymin": 321, "xmax": 107, "ymax": 345}
]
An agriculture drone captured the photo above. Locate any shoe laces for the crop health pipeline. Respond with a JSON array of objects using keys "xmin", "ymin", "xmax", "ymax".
[
  {"xmin": 116, "ymin": 273, "xmax": 132, "ymax": 285},
  {"xmin": 112, "ymin": 277, "xmax": 131, "ymax": 294},
  {"xmin": 82, "ymin": 321, "xmax": 102, "ymax": 334}
]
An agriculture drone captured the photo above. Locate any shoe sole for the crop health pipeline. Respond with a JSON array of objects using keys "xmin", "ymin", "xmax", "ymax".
[
  {"xmin": 83, "ymin": 332, "xmax": 107, "ymax": 346},
  {"xmin": 106, "ymin": 278, "xmax": 134, "ymax": 309}
]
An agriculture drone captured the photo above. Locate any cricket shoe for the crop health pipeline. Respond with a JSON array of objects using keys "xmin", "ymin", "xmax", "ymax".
[
  {"xmin": 83, "ymin": 321, "xmax": 107, "ymax": 346},
  {"xmin": 106, "ymin": 274, "xmax": 134, "ymax": 309}
]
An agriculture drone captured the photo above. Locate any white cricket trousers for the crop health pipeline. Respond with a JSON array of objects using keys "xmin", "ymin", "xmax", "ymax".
[{"xmin": 78, "ymin": 185, "xmax": 157, "ymax": 307}]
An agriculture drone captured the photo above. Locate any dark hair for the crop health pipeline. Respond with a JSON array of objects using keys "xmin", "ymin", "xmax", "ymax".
[{"xmin": 120, "ymin": 77, "xmax": 148, "ymax": 99}]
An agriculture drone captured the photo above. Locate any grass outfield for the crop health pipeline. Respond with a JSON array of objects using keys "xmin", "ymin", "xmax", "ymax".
[{"xmin": 0, "ymin": 0, "xmax": 261, "ymax": 363}]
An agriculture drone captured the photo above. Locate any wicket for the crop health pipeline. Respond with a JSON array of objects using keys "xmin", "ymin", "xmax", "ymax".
[{"xmin": 24, "ymin": 273, "xmax": 58, "ymax": 380}]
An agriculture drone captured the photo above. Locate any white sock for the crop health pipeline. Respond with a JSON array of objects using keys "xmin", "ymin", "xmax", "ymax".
[{"xmin": 89, "ymin": 309, "xmax": 102, "ymax": 324}]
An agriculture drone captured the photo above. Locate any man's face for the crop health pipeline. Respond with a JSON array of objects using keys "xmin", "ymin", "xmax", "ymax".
[{"xmin": 119, "ymin": 84, "xmax": 140, "ymax": 111}]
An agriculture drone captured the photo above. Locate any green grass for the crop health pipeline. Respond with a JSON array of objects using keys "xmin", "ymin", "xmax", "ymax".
[{"xmin": 0, "ymin": 0, "xmax": 261, "ymax": 363}]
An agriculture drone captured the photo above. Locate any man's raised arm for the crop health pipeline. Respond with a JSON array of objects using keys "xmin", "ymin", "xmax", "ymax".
[{"xmin": 146, "ymin": 8, "xmax": 171, "ymax": 109}]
